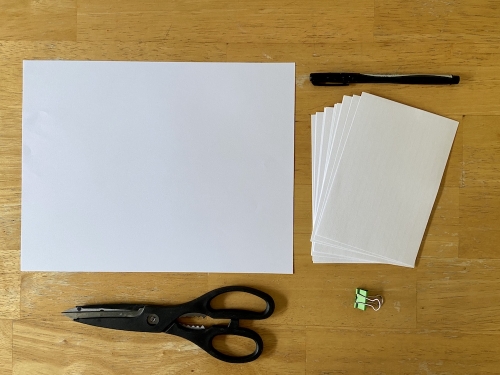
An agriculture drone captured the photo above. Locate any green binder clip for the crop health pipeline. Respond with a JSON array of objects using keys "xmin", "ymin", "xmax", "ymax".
[{"xmin": 354, "ymin": 288, "xmax": 383, "ymax": 311}]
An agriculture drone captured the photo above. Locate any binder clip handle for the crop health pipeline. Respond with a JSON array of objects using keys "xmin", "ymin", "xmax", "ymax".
[{"xmin": 354, "ymin": 288, "xmax": 384, "ymax": 311}]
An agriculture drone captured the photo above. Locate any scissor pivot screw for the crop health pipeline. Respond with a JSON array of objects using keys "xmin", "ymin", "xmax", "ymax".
[{"xmin": 147, "ymin": 314, "xmax": 159, "ymax": 325}]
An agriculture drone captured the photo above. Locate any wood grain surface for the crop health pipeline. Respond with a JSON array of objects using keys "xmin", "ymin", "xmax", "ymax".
[{"xmin": 1, "ymin": 1, "xmax": 500, "ymax": 374}]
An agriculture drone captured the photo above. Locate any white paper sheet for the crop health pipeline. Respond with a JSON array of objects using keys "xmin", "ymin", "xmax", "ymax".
[{"xmin": 21, "ymin": 61, "xmax": 295, "ymax": 273}]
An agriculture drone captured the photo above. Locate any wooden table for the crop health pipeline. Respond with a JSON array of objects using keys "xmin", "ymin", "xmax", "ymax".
[{"xmin": 1, "ymin": 1, "xmax": 500, "ymax": 374}]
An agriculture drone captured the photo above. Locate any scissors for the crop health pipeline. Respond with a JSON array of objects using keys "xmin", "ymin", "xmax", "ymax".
[{"xmin": 62, "ymin": 285, "xmax": 275, "ymax": 363}]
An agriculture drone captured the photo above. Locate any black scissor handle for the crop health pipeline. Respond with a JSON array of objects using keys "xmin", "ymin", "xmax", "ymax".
[
  {"xmin": 167, "ymin": 321, "xmax": 264, "ymax": 363},
  {"xmin": 187, "ymin": 286, "xmax": 275, "ymax": 321}
]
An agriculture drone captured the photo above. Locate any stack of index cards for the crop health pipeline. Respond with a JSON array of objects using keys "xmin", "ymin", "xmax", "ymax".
[{"xmin": 311, "ymin": 93, "xmax": 458, "ymax": 267}]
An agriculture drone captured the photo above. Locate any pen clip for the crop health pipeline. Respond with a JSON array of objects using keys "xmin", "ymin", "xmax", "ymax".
[
  {"xmin": 311, "ymin": 81, "xmax": 350, "ymax": 86},
  {"xmin": 309, "ymin": 73, "xmax": 350, "ymax": 86}
]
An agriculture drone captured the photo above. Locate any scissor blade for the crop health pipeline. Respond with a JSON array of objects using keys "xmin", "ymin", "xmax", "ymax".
[
  {"xmin": 63, "ymin": 306, "xmax": 145, "ymax": 319},
  {"xmin": 62, "ymin": 304, "xmax": 173, "ymax": 333}
]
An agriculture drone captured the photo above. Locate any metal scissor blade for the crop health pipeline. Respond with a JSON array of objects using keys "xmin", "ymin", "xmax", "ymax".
[
  {"xmin": 62, "ymin": 306, "xmax": 145, "ymax": 320},
  {"xmin": 62, "ymin": 304, "xmax": 173, "ymax": 333}
]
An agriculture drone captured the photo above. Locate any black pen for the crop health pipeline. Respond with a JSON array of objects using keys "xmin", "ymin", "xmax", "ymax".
[{"xmin": 310, "ymin": 72, "xmax": 460, "ymax": 86}]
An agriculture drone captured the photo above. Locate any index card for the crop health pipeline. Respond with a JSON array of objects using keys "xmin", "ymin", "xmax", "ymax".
[
  {"xmin": 314, "ymin": 95, "xmax": 359, "ymax": 231},
  {"xmin": 22, "ymin": 61, "xmax": 295, "ymax": 273},
  {"xmin": 313, "ymin": 93, "xmax": 458, "ymax": 266}
]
